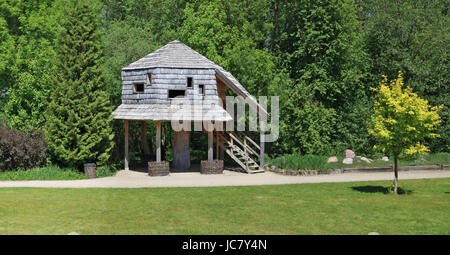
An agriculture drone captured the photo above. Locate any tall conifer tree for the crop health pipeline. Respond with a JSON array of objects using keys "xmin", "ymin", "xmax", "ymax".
[{"xmin": 45, "ymin": 0, "xmax": 114, "ymax": 168}]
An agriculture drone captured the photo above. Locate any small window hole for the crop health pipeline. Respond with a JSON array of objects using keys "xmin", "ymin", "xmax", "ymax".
[
  {"xmin": 147, "ymin": 74, "xmax": 151, "ymax": 86},
  {"xmin": 133, "ymin": 83, "xmax": 144, "ymax": 93},
  {"xmin": 187, "ymin": 77, "xmax": 193, "ymax": 88}
]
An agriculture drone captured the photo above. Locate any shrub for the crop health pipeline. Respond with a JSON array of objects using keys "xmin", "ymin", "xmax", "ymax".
[
  {"xmin": 268, "ymin": 154, "xmax": 329, "ymax": 170},
  {"xmin": 0, "ymin": 165, "xmax": 85, "ymax": 180},
  {"xmin": 0, "ymin": 125, "xmax": 48, "ymax": 171},
  {"xmin": 96, "ymin": 164, "xmax": 117, "ymax": 178}
]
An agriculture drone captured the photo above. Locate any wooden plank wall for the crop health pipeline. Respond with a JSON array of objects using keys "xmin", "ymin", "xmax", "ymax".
[
  {"xmin": 216, "ymin": 75, "xmax": 227, "ymax": 109},
  {"xmin": 121, "ymin": 68, "xmax": 219, "ymax": 105}
]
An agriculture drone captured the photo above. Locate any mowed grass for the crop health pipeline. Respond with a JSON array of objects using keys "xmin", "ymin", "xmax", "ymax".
[{"xmin": 0, "ymin": 178, "xmax": 449, "ymax": 235}]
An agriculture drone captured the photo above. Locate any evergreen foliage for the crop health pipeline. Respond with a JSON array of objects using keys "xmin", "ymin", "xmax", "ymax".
[{"xmin": 45, "ymin": 0, "xmax": 114, "ymax": 168}]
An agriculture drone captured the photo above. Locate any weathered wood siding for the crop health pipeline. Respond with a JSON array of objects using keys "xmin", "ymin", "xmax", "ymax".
[
  {"xmin": 121, "ymin": 68, "xmax": 219, "ymax": 105},
  {"xmin": 216, "ymin": 74, "xmax": 227, "ymax": 108}
]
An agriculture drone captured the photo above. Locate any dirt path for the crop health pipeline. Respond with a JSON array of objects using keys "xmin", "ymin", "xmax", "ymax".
[{"xmin": 0, "ymin": 169, "xmax": 449, "ymax": 188}]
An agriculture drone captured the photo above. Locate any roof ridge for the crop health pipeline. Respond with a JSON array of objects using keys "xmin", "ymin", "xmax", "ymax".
[{"xmin": 122, "ymin": 40, "xmax": 215, "ymax": 70}]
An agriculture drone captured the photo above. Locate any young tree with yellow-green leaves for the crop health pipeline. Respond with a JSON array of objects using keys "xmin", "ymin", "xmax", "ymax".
[{"xmin": 369, "ymin": 72, "xmax": 442, "ymax": 195}]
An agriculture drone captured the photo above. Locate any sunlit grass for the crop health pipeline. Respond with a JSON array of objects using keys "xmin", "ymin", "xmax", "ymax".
[{"xmin": 0, "ymin": 178, "xmax": 449, "ymax": 234}]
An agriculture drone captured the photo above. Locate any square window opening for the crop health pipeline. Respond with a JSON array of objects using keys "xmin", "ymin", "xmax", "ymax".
[{"xmin": 133, "ymin": 83, "xmax": 144, "ymax": 93}]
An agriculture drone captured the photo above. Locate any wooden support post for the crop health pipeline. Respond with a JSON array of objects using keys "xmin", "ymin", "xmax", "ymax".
[
  {"xmin": 219, "ymin": 146, "xmax": 224, "ymax": 160},
  {"xmin": 208, "ymin": 123, "xmax": 213, "ymax": 162},
  {"xmin": 219, "ymin": 122, "xmax": 224, "ymax": 160},
  {"xmin": 259, "ymin": 120, "xmax": 265, "ymax": 170},
  {"xmin": 142, "ymin": 121, "xmax": 149, "ymax": 156},
  {"xmin": 172, "ymin": 131, "xmax": 190, "ymax": 170},
  {"xmin": 124, "ymin": 120, "xmax": 129, "ymax": 170},
  {"xmin": 156, "ymin": 121, "xmax": 161, "ymax": 162},
  {"xmin": 215, "ymin": 131, "xmax": 219, "ymax": 160}
]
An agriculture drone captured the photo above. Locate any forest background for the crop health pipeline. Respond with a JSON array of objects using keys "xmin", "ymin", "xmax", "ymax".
[{"xmin": 0, "ymin": 0, "xmax": 448, "ymax": 169}]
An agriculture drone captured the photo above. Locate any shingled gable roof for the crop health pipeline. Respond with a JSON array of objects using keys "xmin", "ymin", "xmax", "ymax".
[
  {"xmin": 123, "ymin": 40, "xmax": 268, "ymax": 117},
  {"xmin": 112, "ymin": 104, "xmax": 233, "ymax": 121}
]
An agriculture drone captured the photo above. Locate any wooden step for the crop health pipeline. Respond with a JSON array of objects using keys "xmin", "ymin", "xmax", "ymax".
[{"xmin": 216, "ymin": 131, "xmax": 264, "ymax": 174}]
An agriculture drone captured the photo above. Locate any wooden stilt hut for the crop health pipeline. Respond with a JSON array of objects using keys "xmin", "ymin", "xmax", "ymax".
[{"xmin": 112, "ymin": 40, "xmax": 267, "ymax": 174}]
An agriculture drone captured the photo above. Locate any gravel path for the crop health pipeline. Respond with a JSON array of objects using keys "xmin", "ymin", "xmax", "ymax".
[{"xmin": 0, "ymin": 169, "xmax": 449, "ymax": 188}]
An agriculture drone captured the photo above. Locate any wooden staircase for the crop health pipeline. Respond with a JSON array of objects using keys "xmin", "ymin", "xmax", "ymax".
[{"xmin": 214, "ymin": 131, "xmax": 264, "ymax": 174}]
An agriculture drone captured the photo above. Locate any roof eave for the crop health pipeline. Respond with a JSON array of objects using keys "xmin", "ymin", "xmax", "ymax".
[{"xmin": 215, "ymin": 69, "xmax": 268, "ymax": 118}]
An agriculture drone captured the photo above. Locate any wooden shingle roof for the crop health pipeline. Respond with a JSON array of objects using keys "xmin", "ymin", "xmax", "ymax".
[
  {"xmin": 123, "ymin": 40, "xmax": 214, "ymax": 70},
  {"xmin": 123, "ymin": 40, "xmax": 267, "ymax": 117},
  {"xmin": 112, "ymin": 104, "xmax": 233, "ymax": 121}
]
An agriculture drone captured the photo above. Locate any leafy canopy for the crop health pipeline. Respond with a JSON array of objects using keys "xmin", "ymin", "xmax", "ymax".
[
  {"xmin": 369, "ymin": 72, "xmax": 442, "ymax": 157},
  {"xmin": 270, "ymin": 0, "xmax": 371, "ymax": 155},
  {"xmin": 1, "ymin": 0, "xmax": 59, "ymax": 130},
  {"xmin": 360, "ymin": 0, "xmax": 449, "ymax": 152}
]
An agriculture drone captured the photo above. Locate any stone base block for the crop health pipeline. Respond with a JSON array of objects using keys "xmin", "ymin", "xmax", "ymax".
[
  {"xmin": 200, "ymin": 160, "xmax": 224, "ymax": 174},
  {"xmin": 148, "ymin": 161, "xmax": 170, "ymax": 176}
]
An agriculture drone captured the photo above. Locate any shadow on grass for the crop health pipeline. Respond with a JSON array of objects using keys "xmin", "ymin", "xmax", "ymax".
[{"xmin": 351, "ymin": 185, "xmax": 413, "ymax": 195}]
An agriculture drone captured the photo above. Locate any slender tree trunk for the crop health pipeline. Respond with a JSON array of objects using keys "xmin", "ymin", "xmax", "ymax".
[
  {"xmin": 269, "ymin": 0, "xmax": 279, "ymax": 53},
  {"xmin": 394, "ymin": 154, "xmax": 399, "ymax": 195}
]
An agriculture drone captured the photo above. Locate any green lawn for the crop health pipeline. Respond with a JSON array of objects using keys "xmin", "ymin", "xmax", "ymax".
[{"xmin": 0, "ymin": 178, "xmax": 449, "ymax": 234}]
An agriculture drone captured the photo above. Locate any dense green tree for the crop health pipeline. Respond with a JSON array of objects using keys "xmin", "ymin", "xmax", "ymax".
[
  {"xmin": 359, "ymin": 0, "xmax": 449, "ymax": 152},
  {"xmin": 102, "ymin": 0, "xmax": 186, "ymax": 42},
  {"xmin": 270, "ymin": 0, "xmax": 372, "ymax": 155},
  {"xmin": 0, "ymin": 0, "xmax": 60, "ymax": 130},
  {"xmin": 45, "ymin": 0, "xmax": 114, "ymax": 168}
]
